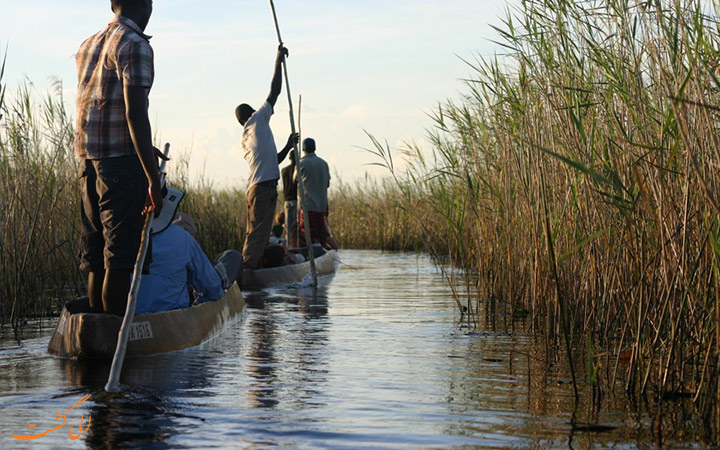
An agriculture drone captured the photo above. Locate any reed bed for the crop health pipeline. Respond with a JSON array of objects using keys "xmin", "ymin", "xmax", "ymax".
[
  {"xmin": 0, "ymin": 77, "xmax": 81, "ymax": 331},
  {"xmin": 168, "ymin": 157, "xmax": 249, "ymax": 260},
  {"xmin": 327, "ymin": 175, "xmax": 428, "ymax": 252},
  {"xmin": 365, "ymin": 0, "xmax": 720, "ymax": 441}
]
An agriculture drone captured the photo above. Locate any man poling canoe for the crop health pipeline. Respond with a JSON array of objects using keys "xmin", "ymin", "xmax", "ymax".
[
  {"xmin": 75, "ymin": 0, "xmax": 164, "ymax": 318},
  {"xmin": 72, "ymin": 0, "xmax": 170, "ymax": 391},
  {"xmin": 234, "ymin": 44, "xmax": 298, "ymax": 271}
]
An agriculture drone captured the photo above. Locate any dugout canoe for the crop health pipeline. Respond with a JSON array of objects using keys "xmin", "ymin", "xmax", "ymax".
[
  {"xmin": 241, "ymin": 247, "xmax": 339, "ymax": 290},
  {"xmin": 47, "ymin": 282, "xmax": 245, "ymax": 359}
]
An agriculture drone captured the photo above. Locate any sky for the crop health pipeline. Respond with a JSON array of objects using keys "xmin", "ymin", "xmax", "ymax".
[{"xmin": 0, "ymin": 0, "xmax": 509, "ymax": 188}]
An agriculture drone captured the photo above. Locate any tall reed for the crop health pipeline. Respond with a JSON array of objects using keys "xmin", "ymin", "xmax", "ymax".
[
  {"xmin": 367, "ymin": 0, "xmax": 720, "ymax": 440},
  {"xmin": 0, "ymin": 73, "xmax": 82, "ymax": 332},
  {"xmin": 328, "ymin": 174, "xmax": 428, "ymax": 252}
]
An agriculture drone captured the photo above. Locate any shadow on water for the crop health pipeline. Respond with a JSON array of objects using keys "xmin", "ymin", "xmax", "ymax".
[
  {"xmin": 2, "ymin": 279, "xmax": 338, "ymax": 449},
  {"xmin": 61, "ymin": 284, "xmax": 335, "ymax": 448}
]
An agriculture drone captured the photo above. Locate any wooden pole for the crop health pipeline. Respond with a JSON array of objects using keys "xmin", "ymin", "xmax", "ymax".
[
  {"xmin": 106, "ymin": 143, "xmax": 171, "ymax": 392},
  {"xmin": 269, "ymin": 0, "xmax": 317, "ymax": 285}
]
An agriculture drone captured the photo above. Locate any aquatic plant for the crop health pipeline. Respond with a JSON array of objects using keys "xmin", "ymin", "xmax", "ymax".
[
  {"xmin": 328, "ymin": 174, "xmax": 428, "ymax": 253},
  {"xmin": 0, "ymin": 69, "xmax": 81, "ymax": 332},
  {"xmin": 367, "ymin": 0, "xmax": 720, "ymax": 441}
]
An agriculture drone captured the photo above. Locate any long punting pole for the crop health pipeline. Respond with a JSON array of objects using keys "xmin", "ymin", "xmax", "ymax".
[
  {"xmin": 269, "ymin": 0, "xmax": 317, "ymax": 285},
  {"xmin": 106, "ymin": 143, "xmax": 171, "ymax": 392}
]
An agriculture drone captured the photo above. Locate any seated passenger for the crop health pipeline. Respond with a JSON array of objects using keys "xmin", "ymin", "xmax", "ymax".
[
  {"xmin": 136, "ymin": 213, "xmax": 242, "ymax": 314},
  {"xmin": 271, "ymin": 211, "xmax": 285, "ymax": 240},
  {"xmin": 262, "ymin": 211, "xmax": 303, "ymax": 266}
]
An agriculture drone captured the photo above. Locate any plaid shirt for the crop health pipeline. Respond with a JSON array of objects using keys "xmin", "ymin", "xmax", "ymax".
[{"xmin": 75, "ymin": 16, "xmax": 154, "ymax": 159}]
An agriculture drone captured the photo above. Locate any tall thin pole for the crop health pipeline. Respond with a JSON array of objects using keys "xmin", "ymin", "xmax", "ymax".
[
  {"xmin": 269, "ymin": 0, "xmax": 317, "ymax": 284},
  {"xmin": 106, "ymin": 143, "xmax": 171, "ymax": 392}
]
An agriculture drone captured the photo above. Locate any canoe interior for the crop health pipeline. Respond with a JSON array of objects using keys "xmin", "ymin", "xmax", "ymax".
[
  {"xmin": 290, "ymin": 243, "xmax": 329, "ymax": 259},
  {"xmin": 241, "ymin": 246, "xmax": 339, "ymax": 290},
  {"xmin": 47, "ymin": 282, "xmax": 245, "ymax": 360}
]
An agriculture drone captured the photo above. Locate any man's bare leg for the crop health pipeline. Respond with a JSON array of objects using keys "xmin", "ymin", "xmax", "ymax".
[{"xmin": 102, "ymin": 268, "xmax": 132, "ymax": 316}]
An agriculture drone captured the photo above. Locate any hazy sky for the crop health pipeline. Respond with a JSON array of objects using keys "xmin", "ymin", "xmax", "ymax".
[{"xmin": 0, "ymin": 0, "xmax": 508, "ymax": 188}]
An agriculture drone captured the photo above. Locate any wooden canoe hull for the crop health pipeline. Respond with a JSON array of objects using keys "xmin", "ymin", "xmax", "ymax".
[
  {"xmin": 47, "ymin": 282, "xmax": 245, "ymax": 359},
  {"xmin": 241, "ymin": 249, "xmax": 339, "ymax": 290}
]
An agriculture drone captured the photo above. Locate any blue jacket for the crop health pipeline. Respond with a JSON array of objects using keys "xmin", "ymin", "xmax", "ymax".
[{"xmin": 136, "ymin": 225, "xmax": 224, "ymax": 314}]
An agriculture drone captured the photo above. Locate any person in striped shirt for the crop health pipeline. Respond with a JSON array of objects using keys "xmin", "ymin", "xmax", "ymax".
[{"xmin": 75, "ymin": 0, "xmax": 164, "ymax": 316}]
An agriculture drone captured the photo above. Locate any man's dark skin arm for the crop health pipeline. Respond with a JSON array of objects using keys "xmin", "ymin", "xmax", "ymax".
[
  {"xmin": 124, "ymin": 85, "xmax": 163, "ymax": 215},
  {"xmin": 278, "ymin": 133, "xmax": 299, "ymax": 164},
  {"xmin": 266, "ymin": 45, "xmax": 288, "ymax": 107}
]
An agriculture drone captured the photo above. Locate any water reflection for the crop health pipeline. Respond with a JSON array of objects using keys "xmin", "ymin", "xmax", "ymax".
[
  {"xmin": 243, "ymin": 284, "xmax": 330, "ymax": 412},
  {"xmin": 295, "ymin": 287, "xmax": 330, "ymax": 411},
  {"xmin": 246, "ymin": 301, "xmax": 280, "ymax": 409},
  {"xmin": 56, "ymin": 346, "xmax": 218, "ymax": 448}
]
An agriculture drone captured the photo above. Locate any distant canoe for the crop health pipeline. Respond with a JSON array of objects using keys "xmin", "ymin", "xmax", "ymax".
[
  {"xmin": 47, "ymin": 282, "xmax": 245, "ymax": 359},
  {"xmin": 241, "ymin": 248, "xmax": 339, "ymax": 290}
]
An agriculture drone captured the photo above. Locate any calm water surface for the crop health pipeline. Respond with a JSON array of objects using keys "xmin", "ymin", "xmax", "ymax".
[{"xmin": 0, "ymin": 250, "xmax": 704, "ymax": 448}]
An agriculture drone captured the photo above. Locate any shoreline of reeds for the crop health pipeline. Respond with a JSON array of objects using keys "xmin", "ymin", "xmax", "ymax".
[{"xmin": 354, "ymin": 0, "xmax": 720, "ymax": 442}]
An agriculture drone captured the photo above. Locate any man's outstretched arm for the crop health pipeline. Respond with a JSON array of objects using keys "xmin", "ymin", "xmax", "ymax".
[{"xmin": 266, "ymin": 45, "xmax": 288, "ymax": 107}]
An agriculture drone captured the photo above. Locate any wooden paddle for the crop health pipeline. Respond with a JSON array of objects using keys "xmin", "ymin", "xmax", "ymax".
[
  {"xmin": 269, "ymin": 0, "xmax": 317, "ymax": 286},
  {"xmin": 105, "ymin": 143, "xmax": 171, "ymax": 392}
]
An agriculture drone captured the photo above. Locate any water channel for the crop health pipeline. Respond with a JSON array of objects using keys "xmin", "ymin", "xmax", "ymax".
[{"xmin": 0, "ymin": 250, "xmax": 707, "ymax": 448}]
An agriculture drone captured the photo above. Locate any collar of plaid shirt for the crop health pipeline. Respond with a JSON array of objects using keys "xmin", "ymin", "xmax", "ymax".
[{"xmin": 109, "ymin": 15, "xmax": 153, "ymax": 42}]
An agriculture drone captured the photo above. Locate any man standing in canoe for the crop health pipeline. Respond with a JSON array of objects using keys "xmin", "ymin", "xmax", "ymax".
[
  {"xmin": 75, "ymin": 0, "xmax": 163, "ymax": 316},
  {"xmin": 298, "ymin": 138, "xmax": 339, "ymax": 250},
  {"xmin": 235, "ymin": 45, "xmax": 298, "ymax": 269}
]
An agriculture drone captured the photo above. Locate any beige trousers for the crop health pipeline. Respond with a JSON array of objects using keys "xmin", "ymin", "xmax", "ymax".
[{"xmin": 243, "ymin": 181, "xmax": 278, "ymax": 269}]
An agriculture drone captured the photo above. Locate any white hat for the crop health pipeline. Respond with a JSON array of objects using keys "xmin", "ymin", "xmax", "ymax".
[{"xmin": 151, "ymin": 187, "xmax": 185, "ymax": 235}]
